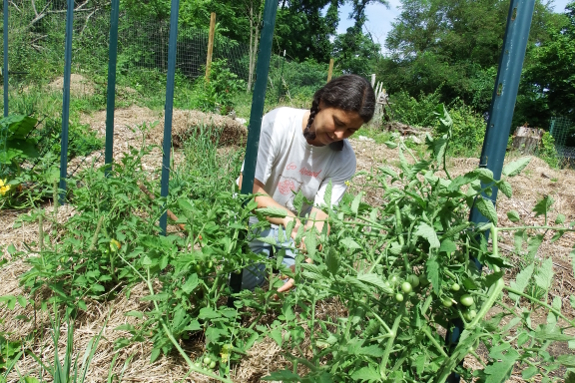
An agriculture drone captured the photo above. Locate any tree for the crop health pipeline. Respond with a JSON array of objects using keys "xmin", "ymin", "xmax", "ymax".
[
  {"xmin": 332, "ymin": 27, "xmax": 382, "ymax": 75},
  {"xmin": 378, "ymin": 0, "xmax": 558, "ymax": 116},
  {"xmin": 523, "ymin": 2, "xmax": 575, "ymax": 122}
]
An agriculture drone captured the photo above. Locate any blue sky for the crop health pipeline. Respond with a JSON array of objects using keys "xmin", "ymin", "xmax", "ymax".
[{"xmin": 336, "ymin": 0, "xmax": 572, "ymax": 52}]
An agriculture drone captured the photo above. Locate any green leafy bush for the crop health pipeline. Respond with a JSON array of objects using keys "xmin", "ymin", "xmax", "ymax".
[
  {"xmin": 442, "ymin": 102, "xmax": 486, "ymax": 156},
  {"xmin": 190, "ymin": 59, "xmax": 245, "ymax": 114},
  {"xmin": 391, "ymin": 89, "xmax": 442, "ymax": 127},
  {"xmin": 539, "ymin": 131, "xmax": 560, "ymax": 168}
]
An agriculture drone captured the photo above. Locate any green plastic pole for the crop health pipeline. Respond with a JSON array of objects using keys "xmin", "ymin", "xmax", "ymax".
[
  {"xmin": 104, "ymin": 0, "xmax": 120, "ymax": 171},
  {"xmin": 228, "ymin": 0, "xmax": 278, "ymax": 302},
  {"xmin": 469, "ymin": 0, "xmax": 535, "ymax": 224},
  {"xmin": 159, "ymin": 0, "xmax": 180, "ymax": 235},
  {"xmin": 240, "ymin": 0, "xmax": 278, "ymax": 195},
  {"xmin": 446, "ymin": 2, "xmax": 535, "ymax": 382},
  {"xmin": 59, "ymin": 0, "xmax": 74, "ymax": 204},
  {"xmin": 3, "ymin": 0, "xmax": 9, "ymax": 117}
]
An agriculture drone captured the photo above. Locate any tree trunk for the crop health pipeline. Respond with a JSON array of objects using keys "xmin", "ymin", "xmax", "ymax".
[{"xmin": 246, "ymin": 1, "xmax": 262, "ymax": 93}]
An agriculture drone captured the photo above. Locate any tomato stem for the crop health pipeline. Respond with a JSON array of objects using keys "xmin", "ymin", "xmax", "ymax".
[
  {"xmin": 380, "ymin": 302, "xmax": 405, "ymax": 379},
  {"xmin": 504, "ymin": 286, "xmax": 575, "ymax": 327},
  {"xmin": 466, "ymin": 227, "xmax": 505, "ymax": 329}
]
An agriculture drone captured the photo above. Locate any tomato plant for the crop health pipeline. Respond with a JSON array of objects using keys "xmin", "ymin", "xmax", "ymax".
[{"xmin": 260, "ymin": 106, "xmax": 575, "ymax": 383}]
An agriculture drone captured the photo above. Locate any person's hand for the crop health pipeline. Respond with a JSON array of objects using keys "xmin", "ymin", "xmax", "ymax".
[{"xmin": 276, "ymin": 258, "xmax": 313, "ymax": 294}]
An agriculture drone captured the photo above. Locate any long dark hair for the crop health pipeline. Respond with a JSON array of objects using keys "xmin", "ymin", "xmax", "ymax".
[{"xmin": 304, "ymin": 74, "xmax": 376, "ymax": 150}]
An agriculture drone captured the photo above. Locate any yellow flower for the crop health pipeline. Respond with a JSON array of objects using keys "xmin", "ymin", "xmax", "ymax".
[
  {"xmin": 0, "ymin": 179, "xmax": 10, "ymax": 196},
  {"xmin": 345, "ymin": 180, "xmax": 351, "ymax": 187}
]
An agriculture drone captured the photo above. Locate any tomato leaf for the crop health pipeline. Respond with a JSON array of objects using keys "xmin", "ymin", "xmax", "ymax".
[
  {"xmin": 507, "ymin": 210, "xmax": 520, "ymax": 223},
  {"xmin": 502, "ymin": 157, "xmax": 531, "ymax": 177},
  {"xmin": 150, "ymin": 348, "xmax": 161, "ymax": 363},
  {"xmin": 350, "ymin": 366, "xmax": 380, "ymax": 381},
  {"xmin": 255, "ymin": 207, "xmax": 288, "ymax": 218},
  {"xmin": 426, "ymin": 256, "xmax": 441, "ymax": 295},
  {"xmin": 341, "ymin": 237, "xmax": 362, "ymax": 250},
  {"xmin": 533, "ymin": 195, "xmax": 554, "ymax": 224},
  {"xmin": 527, "ymin": 234, "xmax": 544, "ymax": 259},
  {"xmin": 475, "ymin": 196, "xmax": 497, "ymax": 225},
  {"xmin": 483, "ymin": 347, "xmax": 519, "ymax": 383},
  {"xmin": 556, "ymin": 214, "xmax": 566, "ymax": 225},
  {"xmin": 358, "ymin": 273, "xmax": 393, "ymax": 294},
  {"xmin": 534, "ymin": 257, "xmax": 553, "ymax": 292},
  {"xmin": 508, "ymin": 263, "xmax": 534, "ymax": 303},
  {"xmin": 351, "ymin": 193, "xmax": 362, "ymax": 215},
  {"xmin": 325, "ymin": 249, "xmax": 340, "ymax": 275},
  {"xmin": 270, "ymin": 327, "xmax": 283, "ymax": 347},
  {"xmin": 557, "ymin": 355, "xmax": 575, "ymax": 368},
  {"xmin": 182, "ymin": 274, "xmax": 199, "ymax": 294},
  {"xmin": 522, "ymin": 366, "xmax": 538, "ymax": 379},
  {"xmin": 198, "ymin": 307, "xmax": 221, "ymax": 319},
  {"xmin": 547, "ymin": 296, "xmax": 562, "ymax": 326},
  {"xmin": 414, "ymin": 222, "xmax": 440, "ymax": 248},
  {"xmin": 498, "ymin": 180, "xmax": 512, "ymax": 198}
]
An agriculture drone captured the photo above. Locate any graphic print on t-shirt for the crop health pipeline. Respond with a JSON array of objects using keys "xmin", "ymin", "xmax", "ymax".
[{"xmin": 277, "ymin": 176, "xmax": 302, "ymax": 212}]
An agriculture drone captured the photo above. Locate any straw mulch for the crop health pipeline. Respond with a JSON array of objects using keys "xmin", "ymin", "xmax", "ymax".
[
  {"xmin": 146, "ymin": 109, "xmax": 248, "ymax": 149},
  {"xmin": 48, "ymin": 74, "xmax": 96, "ymax": 97}
]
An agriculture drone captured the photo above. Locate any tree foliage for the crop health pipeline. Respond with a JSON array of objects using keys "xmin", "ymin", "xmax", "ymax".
[
  {"xmin": 524, "ymin": 1, "xmax": 575, "ymax": 122},
  {"xmin": 378, "ymin": 0, "xmax": 559, "ymax": 121}
]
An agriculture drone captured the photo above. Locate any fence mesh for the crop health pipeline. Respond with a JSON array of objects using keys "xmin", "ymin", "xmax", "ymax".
[{"xmin": 550, "ymin": 116, "xmax": 575, "ymax": 168}]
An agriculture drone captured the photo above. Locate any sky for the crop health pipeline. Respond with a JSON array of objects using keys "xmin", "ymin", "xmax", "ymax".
[{"xmin": 336, "ymin": 0, "xmax": 572, "ymax": 53}]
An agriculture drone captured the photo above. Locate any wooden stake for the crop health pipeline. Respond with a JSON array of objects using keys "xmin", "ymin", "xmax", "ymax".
[
  {"xmin": 327, "ymin": 58, "xmax": 334, "ymax": 83},
  {"xmin": 205, "ymin": 12, "xmax": 216, "ymax": 82}
]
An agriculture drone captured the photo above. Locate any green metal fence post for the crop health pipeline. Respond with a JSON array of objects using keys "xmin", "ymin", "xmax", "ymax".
[
  {"xmin": 446, "ymin": 1, "xmax": 535, "ymax": 382},
  {"xmin": 228, "ymin": 0, "xmax": 279, "ymax": 302},
  {"xmin": 3, "ymin": 0, "xmax": 9, "ymax": 117},
  {"xmin": 59, "ymin": 0, "xmax": 74, "ymax": 204},
  {"xmin": 104, "ymin": 0, "xmax": 120, "ymax": 172},
  {"xmin": 159, "ymin": 0, "xmax": 180, "ymax": 235},
  {"xmin": 469, "ymin": 0, "xmax": 535, "ymax": 223},
  {"xmin": 240, "ymin": 0, "xmax": 278, "ymax": 196}
]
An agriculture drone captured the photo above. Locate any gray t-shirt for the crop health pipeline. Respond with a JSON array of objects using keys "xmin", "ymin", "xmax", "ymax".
[{"xmin": 242, "ymin": 107, "xmax": 356, "ymax": 216}]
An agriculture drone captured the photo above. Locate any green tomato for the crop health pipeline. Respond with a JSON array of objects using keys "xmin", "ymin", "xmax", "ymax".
[
  {"xmin": 463, "ymin": 309, "xmax": 477, "ymax": 321},
  {"xmin": 203, "ymin": 357, "xmax": 212, "ymax": 365},
  {"xmin": 407, "ymin": 275, "xmax": 419, "ymax": 288},
  {"xmin": 401, "ymin": 282, "xmax": 412, "ymax": 294},
  {"xmin": 441, "ymin": 298, "xmax": 453, "ymax": 307},
  {"xmin": 419, "ymin": 275, "xmax": 430, "ymax": 287},
  {"xmin": 207, "ymin": 260, "xmax": 213, "ymax": 269},
  {"xmin": 395, "ymin": 293, "xmax": 404, "ymax": 302},
  {"xmin": 194, "ymin": 361, "xmax": 202, "ymax": 368},
  {"xmin": 389, "ymin": 275, "xmax": 400, "ymax": 287},
  {"xmin": 209, "ymin": 361, "xmax": 217, "ymax": 369},
  {"xmin": 460, "ymin": 294, "xmax": 474, "ymax": 307},
  {"xmin": 451, "ymin": 283, "xmax": 460, "ymax": 292}
]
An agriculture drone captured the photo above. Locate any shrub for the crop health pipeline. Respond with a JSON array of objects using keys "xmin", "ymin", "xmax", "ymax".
[
  {"xmin": 390, "ymin": 89, "xmax": 442, "ymax": 127},
  {"xmin": 539, "ymin": 131, "xmax": 560, "ymax": 168},
  {"xmin": 444, "ymin": 102, "xmax": 486, "ymax": 156}
]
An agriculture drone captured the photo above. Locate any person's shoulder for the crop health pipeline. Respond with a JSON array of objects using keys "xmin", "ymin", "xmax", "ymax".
[
  {"xmin": 340, "ymin": 139, "xmax": 357, "ymax": 160},
  {"xmin": 265, "ymin": 107, "xmax": 306, "ymax": 121}
]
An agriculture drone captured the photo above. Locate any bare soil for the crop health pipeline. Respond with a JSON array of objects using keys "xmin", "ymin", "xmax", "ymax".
[{"xmin": 0, "ymin": 109, "xmax": 574, "ymax": 382}]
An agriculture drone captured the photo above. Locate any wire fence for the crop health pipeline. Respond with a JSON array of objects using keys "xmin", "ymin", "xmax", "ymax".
[{"xmin": 550, "ymin": 116, "xmax": 575, "ymax": 168}]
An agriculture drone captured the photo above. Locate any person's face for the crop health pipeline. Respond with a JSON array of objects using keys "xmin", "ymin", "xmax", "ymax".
[{"xmin": 308, "ymin": 102, "xmax": 364, "ymax": 146}]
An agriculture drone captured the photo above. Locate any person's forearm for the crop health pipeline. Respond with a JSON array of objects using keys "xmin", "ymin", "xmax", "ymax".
[
  {"xmin": 239, "ymin": 174, "xmax": 300, "ymax": 228},
  {"xmin": 253, "ymin": 193, "xmax": 300, "ymax": 228},
  {"xmin": 306, "ymin": 207, "xmax": 330, "ymax": 236}
]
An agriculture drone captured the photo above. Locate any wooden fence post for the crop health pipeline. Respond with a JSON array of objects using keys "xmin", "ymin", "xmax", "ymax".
[
  {"xmin": 205, "ymin": 12, "xmax": 216, "ymax": 82},
  {"xmin": 327, "ymin": 58, "xmax": 334, "ymax": 82}
]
